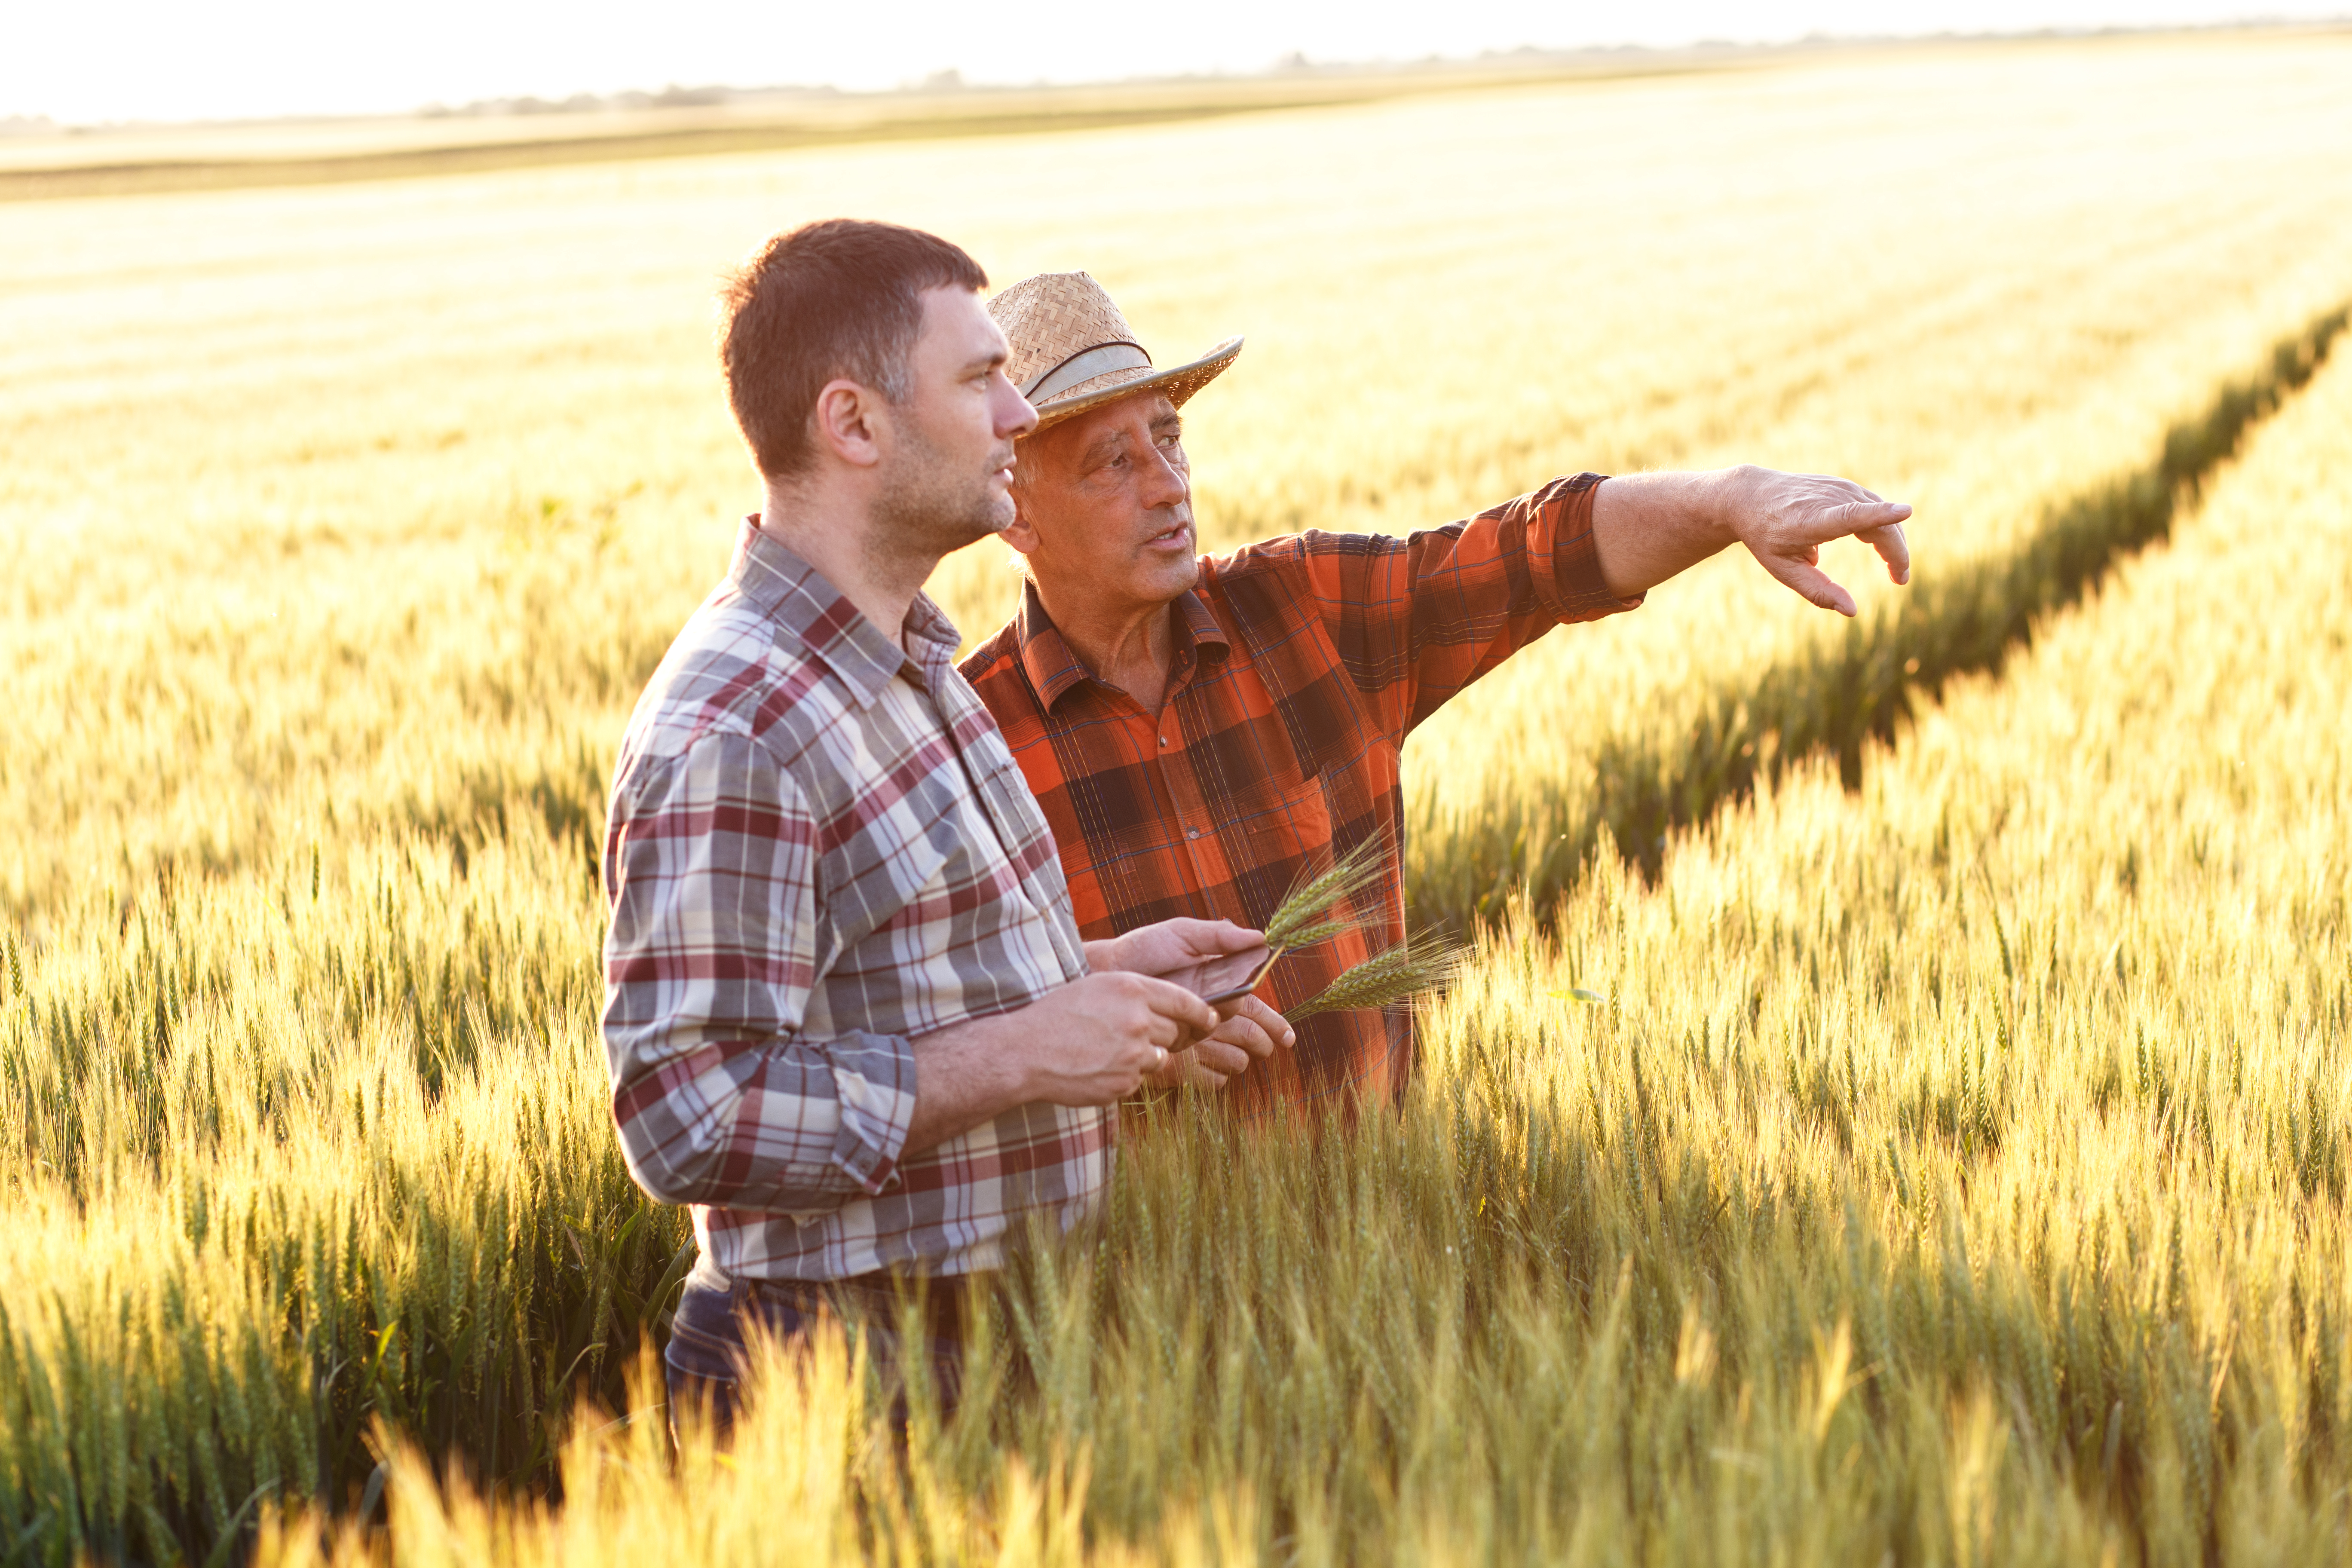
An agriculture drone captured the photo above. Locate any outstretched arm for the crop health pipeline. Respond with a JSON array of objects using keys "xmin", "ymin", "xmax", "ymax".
[{"xmin": 1592, "ymin": 466, "xmax": 1913, "ymax": 616}]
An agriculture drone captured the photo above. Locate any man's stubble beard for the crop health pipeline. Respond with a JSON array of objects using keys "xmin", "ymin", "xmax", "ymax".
[{"xmin": 868, "ymin": 414, "xmax": 1012, "ymax": 575}]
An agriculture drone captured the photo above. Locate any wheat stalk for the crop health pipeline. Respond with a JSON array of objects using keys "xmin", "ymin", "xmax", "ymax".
[
  {"xmin": 1282, "ymin": 932, "xmax": 1467, "ymax": 1022},
  {"xmin": 1262, "ymin": 836, "xmax": 1389, "ymax": 951}
]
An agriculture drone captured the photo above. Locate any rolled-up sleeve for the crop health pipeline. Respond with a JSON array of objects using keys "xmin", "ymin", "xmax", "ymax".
[
  {"xmin": 600, "ymin": 728, "xmax": 916, "ymax": 1214},
  {"xmin": 1235, "ymin": 472, "xmax": 1643, "ymax": 738}
]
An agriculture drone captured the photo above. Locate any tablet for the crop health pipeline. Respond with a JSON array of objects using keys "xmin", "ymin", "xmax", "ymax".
[{"xmin": 1158, "ymin": 942, "xmax": 1279, "ymax": 1005}]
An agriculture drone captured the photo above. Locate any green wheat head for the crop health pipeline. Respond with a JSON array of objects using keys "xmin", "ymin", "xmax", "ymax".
[
  {"xmin": 1283, "ymin": 931, "xmax": 1468, "ymax": 1022},
  {"xmin": 1262, "ymin": 836, "xmax": 1390, "ymax": 951}
]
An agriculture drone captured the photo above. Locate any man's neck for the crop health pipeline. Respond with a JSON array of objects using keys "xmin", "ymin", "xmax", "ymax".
[
  {"xmin": 1035, "ymin": 576, "xmax": 1179, "ymax": 714},
  {"xmin": 759, "ymin": 478, "xmax": 931, "ymax": 649}
]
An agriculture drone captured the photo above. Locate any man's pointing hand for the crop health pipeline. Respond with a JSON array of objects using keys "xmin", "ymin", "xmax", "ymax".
[
  {"xmin": 1728, "ymin": 467, "xmax": 1913, "ymax": 617},
  {"xmin": 1591, "ymin": 464, "xmax": 1914, "ymax": 613}
]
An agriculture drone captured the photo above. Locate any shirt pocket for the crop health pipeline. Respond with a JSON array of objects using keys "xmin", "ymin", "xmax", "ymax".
[
  {"xmin": 1241, "ymin": 781, "xmax": 1333, "ymax": 912},
  {"xmin": 1207, "ymin": 708, "xmax": 1335, "ymax": 933}
]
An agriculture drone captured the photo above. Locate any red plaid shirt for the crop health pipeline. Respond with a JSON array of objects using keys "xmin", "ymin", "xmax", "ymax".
[{"xmin": 959, "ymin": 474, "xmax": 1640, "ymax": 1118}]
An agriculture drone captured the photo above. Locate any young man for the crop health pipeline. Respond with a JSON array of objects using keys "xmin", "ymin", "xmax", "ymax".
[
  {"xmin": 600, "ymin": 224, "xmax": 1272, "ymax": 1430},
  {"xmin": 961, "ymin": 272, "xmax": 1914, "ymax": 1118}
]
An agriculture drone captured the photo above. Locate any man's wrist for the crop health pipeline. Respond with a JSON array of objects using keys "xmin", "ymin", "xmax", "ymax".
[
  {"xmin": 960, "ymin": 1009, "xmax": 1039, "ymax": 1105},
  {"xmin": 910, "ymin": 1009, "xmax": 1038, "ymax": 1140},
  {"xmin": 1705, "ymin": 465, "xmax": 1756, "ymax": 548}
]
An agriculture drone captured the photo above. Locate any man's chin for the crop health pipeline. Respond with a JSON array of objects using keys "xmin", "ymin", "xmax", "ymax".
[
  {"xmin": 940, "ymin": 519, "xmax": 1004, "ymax": 554},
  {"xmin": 975, "ymin": 493, "xmax": 1020, "ymax": 540},
  {"xmin": 1147, "ymin": 552, "xmax": 1203, "ymax": 600},
  {"xmin": 934, "ymin": 492, "xmax": 1016, "ymax": 551}
]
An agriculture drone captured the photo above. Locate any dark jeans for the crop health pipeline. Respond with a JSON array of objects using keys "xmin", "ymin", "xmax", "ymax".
[{"xmin": 664, "ymin": 1268, "xmax": 968, "ymax": 1444}]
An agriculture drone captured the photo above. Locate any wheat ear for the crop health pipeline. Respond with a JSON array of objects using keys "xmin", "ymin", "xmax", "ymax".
[
  {"xmin": 1283, "ymin": 932, "xmax": 1467, "ymax": 1022},
  {"xmin": 1263, "ymin": 836, "xmax": 1389, "ymax": 951}
]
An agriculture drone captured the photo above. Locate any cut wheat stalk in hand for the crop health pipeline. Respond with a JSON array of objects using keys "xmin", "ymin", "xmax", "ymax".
[
  {"xmin": 1262, "ymin": 836, "xmax": 1388, "ymax": 951},
  {"xmin": 1259, "ymin": 835, "xmax": 1464, "ymax": 1018},
  {"xmin": 1283, "ymin": 932, "xmax": 1468, "ymax": 1022}
]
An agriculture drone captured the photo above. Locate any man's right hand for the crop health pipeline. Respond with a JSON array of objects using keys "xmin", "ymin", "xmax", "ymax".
[
  {"xmin": 1019, "ymin": 971, "xmax": 1221, "ymax": 1105},
  {"xmin": 903, "ymin": 970, "xmax": 1219, "ymax": 1155}
]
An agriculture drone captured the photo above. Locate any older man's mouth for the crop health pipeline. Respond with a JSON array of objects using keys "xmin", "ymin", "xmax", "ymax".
[{"xmin": 1144, "ymin": 523, "xmax": 1191, "ymax": 551}]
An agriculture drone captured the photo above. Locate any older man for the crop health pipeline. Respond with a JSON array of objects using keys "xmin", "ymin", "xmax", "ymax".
[
  {"xmin": 603, "ymin": 227, "xmax": 1264, "ymax": 1432},
  {"xmin": 959, "ymin": 272, "xmax": 1912, "ymax": 1118}
]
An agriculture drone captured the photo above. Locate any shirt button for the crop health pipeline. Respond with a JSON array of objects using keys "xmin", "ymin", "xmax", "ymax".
[
  {"xmin": 1158, "ymin": 734, "xmax": 1170, "ymax": 747},
  {"xmin": 1186, "ymin": 827, "xmax": 1201, "ymax": 839}
]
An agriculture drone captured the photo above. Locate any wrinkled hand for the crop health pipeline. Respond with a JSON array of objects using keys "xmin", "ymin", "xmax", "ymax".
[
  {"xmin": 1089, "ymin": 918, "xmax": 1295, "ymax": 1093},
  {"xmin": 1017, "ymin": 971, "xmax": 1221, "ymax": 1106},
  {"xmin": 1726, "ymin": 466, "xmax": 1912, "ymax": 617},
  {"xmin": 1146, "ymin": 995, "xmax": 1296, "ymax": 1091},
  {"xmin": 1091, "ymin": 917, "xmax": 1264, "ymax": 982}
]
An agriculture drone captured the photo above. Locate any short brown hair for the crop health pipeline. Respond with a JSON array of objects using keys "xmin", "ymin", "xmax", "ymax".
[{"xmin": 720, "ymin": 219, "xmax": 988, "ymax": 478}]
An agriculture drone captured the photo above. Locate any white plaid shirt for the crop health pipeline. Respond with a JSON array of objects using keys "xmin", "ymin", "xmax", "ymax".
[{"xmin": 601, "ymin": 518, "xmax": 1101, "ymax": 1280}]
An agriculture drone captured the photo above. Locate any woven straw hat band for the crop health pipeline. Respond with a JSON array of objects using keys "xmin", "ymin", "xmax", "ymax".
[{"xmin": 1023, "ymin": 341, "xmax": 1152, "ymax": 401}]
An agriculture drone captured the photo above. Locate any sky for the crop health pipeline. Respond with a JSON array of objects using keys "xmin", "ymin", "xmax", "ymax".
[{"xmin": 6, "ymin": 0, "xmax": 2345, "ymax": 126}]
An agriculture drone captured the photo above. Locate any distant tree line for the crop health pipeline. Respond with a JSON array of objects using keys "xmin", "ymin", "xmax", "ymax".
[{"xmin": 420, "ymin": 83, "xmax": 845, "ymax": 118}]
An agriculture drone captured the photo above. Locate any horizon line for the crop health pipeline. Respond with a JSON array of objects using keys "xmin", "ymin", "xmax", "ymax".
[{"xmin": 6, "ymin": 16, "xmax": 2345, "ymax": 136}]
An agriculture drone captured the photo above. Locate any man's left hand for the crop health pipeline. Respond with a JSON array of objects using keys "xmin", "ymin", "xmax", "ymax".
[
  {"xmin": 1148, "ymin": 994, "xmax": 1294, "ymax": 1090},
  {"xmin": 1592, "ymin": 464, "xmax": 1914, "ymax": 612},
  {"xmin": 1088, "ymin": 919, "xmax": 1298, "ymax": 1089},
  {"xmin": 1090, "ymin": 917, "xmax": 1263, "ymax": 983}
]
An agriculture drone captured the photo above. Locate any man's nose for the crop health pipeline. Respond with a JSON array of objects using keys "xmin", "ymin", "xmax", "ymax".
[
  {"xmin": 995, "ymin": 374, "xmax": 1039, "ymax": 439},
  {"xmin": 1139, "ymin": 442, "xmax": 1187, "ymax": 508}
]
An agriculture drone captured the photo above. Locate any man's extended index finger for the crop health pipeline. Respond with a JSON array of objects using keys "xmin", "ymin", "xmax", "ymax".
[
  {"xmin": 1139, "ymin": 974, "xmax": 1221, "ymax": 1030},
  {"xmin": 1799, "ymin": 499, "xmax": 1913, "ymax": 543}
]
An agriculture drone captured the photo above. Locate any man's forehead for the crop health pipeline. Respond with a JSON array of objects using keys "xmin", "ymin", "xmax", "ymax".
[
  {"xmin": 922, "ymin": 284, "xmax": 1008, "ymax": 362},
  {"xmin": 1058, "ymin": 392, "xmax": 1180, "ymax": 448}
]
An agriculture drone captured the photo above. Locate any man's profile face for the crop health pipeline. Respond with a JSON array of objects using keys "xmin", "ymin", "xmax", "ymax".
[
  {"xmin": 1008, "ymin": 392, "xmax": 1199, "ymax": 613},
  {"xmin": 872, "ymin": 285, "xmax": 1036, "ymax": 553}
]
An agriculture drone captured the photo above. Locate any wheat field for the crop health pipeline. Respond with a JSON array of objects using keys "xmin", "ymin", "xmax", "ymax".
[
  {"xmin": 263, "ymin": 281, "xmax": 2352, "ymax": 1567},
  {"xmin": 4, "ymin": 28, "xmax": 2352, "ymax": 1565}
]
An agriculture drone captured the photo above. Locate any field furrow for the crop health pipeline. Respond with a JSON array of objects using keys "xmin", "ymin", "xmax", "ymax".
[{"xmin": 1409, "ymin": 300, "xmax": 2349, "ymax": 925}]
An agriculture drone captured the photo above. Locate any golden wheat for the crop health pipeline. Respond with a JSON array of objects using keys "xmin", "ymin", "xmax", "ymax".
[
  {"xmin": 6, "ymin": 28, "xmax": 2352, "ymax": 1565},
  {"xmin": 275, "ymin": 277, "xmax": 2352, "ymax": 1566},
  {"xmin": 1282, "ymin": 933, "xmax": 1467, "ymax": 1023}
]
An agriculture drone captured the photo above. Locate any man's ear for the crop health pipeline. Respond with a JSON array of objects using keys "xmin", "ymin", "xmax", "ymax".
[
  {"xmin": 1000, "ymin": 494, "xmax": 1041, "ymax": 559},
  {"xmin": 808, "ymin": 377, "xmax": 887, "ymax": 470}
]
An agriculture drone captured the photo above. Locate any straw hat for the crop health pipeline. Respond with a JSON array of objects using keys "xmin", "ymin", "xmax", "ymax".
[{"xmin": 988, "ymin": 271, "xmax": 1242, "ymax": 432}]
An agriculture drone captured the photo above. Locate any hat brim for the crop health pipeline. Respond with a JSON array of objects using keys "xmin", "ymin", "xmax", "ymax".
[{"xmin": 1027, "ymin": 336, "xmax": 1243, "ymax": 432}]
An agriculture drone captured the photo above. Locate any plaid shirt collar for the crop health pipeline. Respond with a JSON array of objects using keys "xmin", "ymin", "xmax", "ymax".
[
  {"xmin": 1013, "ymin": 575, "xmax": 1230, "ymax": 712},
  {"xmin": 731, "ymin": 515, "xmax": 960, "ymax": 709}
]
